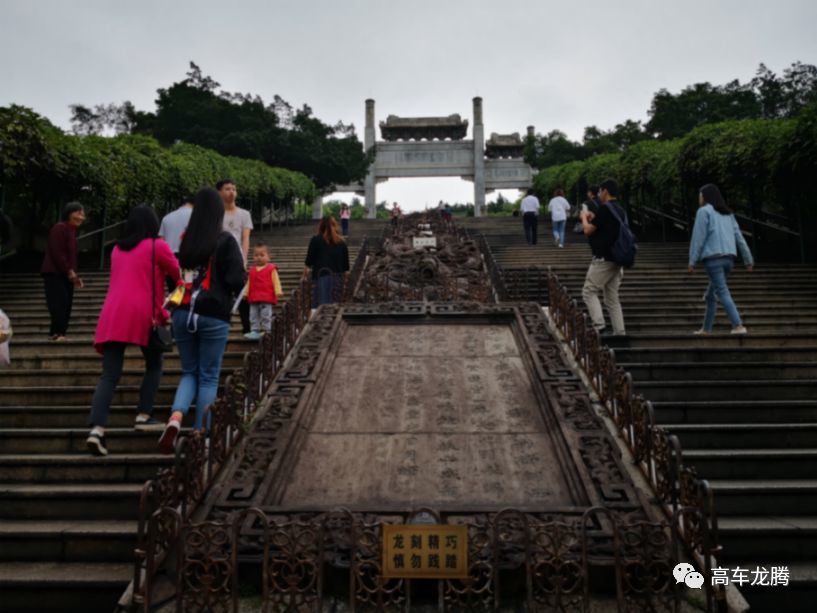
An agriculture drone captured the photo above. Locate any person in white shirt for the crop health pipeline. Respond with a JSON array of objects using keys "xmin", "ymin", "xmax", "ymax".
[
  {"xmin": 548, "ymin": 189, "xmax": 572, "ymax": 248},
  {"xmin": 519, "ymin": 189, "xmax": 540, "ymax": 245}
]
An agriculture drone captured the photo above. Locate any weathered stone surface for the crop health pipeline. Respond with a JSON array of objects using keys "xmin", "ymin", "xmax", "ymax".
[{"xmin": 278, "ymin": 323, "xmax": 572, "ymax": 507}]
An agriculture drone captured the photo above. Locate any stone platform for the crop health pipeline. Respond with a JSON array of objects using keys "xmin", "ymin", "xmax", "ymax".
[{"xmin": 201, "ymin": 303, "xmax": 647, "ymax": 523}]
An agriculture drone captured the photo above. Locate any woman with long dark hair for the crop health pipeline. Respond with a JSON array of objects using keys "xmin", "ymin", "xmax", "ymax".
[
  {"xmin": 688, "ymin": 184, "xmax": 754, "ymax": 335},
  {"xmin": 86, "ymin": 205, "xmax": 180, "ymax": 455},
  {"xmin": 41, "ymin": 202, "xmax": 86, "ymax": 341},
  {"xmin": 158, "ymin": 187, "xmax": 246, "ymax": 452},
  {"xmin": 303, "ymin": 215, "xmax": 350, "ymax": 307}
]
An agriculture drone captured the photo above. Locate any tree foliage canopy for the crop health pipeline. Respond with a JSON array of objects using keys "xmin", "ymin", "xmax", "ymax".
[
  {"xmin": 70, "ymin": 62, "xmax": 372, "ymax": 191},
  {"xmin": 525, "ymin": 61, "xmax": 817, "ymax": 168},
  {"xmin": 0, "ymin": 105, "xmax": 316, "ymax": 248}
]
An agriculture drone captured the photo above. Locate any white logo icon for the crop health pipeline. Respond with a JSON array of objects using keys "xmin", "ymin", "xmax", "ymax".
[{"xmin": 673, "ymin": 562, "xmax": 704, "ymax": 589}]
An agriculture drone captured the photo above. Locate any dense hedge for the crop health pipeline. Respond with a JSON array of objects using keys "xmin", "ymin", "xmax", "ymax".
[
  {"xmin": 533, "ymin": 108, "xmax": 816, "ymax": 226},
  {"xmin": 0, "ymin": 105, "xmax": 316, "ymax": 246}
]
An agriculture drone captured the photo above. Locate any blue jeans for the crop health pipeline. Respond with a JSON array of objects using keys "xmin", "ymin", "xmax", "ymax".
[
  {"xmin": 313, "ymin": 274, "xmax": 335, "ymax": 307},
  {"xmin": 171, "ymin": 309, "xmax": 230, "ymax": 430},
  {"xmin": 552, "ymin": 220, "xmax": 566, "ymax": 245},
  {"xmin": 703, "ymin": 256, "xmax": 742, "ymax": 330}
]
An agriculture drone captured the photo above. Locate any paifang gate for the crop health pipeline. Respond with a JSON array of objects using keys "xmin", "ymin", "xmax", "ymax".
[{"xmin": 323, "ymin": 97, "xmax": 536, "ymax": 218}]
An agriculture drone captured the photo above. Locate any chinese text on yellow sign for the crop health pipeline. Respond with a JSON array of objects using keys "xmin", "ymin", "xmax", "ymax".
[{"xmin": 382, "ymin": 524, "xmax": 468, "ymax": 579}]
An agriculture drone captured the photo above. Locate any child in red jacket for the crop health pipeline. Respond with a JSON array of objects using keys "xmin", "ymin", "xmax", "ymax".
[{"xmin": 244, "ymin": 244, "xmax": 282, "ymax": 340}]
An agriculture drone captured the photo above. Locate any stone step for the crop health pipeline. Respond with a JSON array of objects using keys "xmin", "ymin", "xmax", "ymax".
[
  {"xmin": 608, "ymin": 334, "xmax": 817, "ymax": 349},
  {"xmin": 665, "ymin": 423, "xmax": 817, "ymax": 449},
  {"xmin": 718, "ymin": 561, "xmax": 817, "ymax": 612},
  {"xmin": 0, "ymin": 520, "xmax": 136, "ymax": 562},
  {"xmin": 1, "ymin": 384, "xmax": 213, "ymax": 405},
  {"xmin": 683, "ymin": 448, "xmax": 817, "ymax": 479},
  {"xmin": 718, "ymin": 516, "xmax": 817, "ymax": 560},
  {"xmin": 634, "ymin": 379, "xmax": 817, "ymax": 401},
  {"xmin": 7, "ymin": 337, "xmax": 256, "ymax": 357},
  {"xmin": 0, "ymin": 429, "xmax": 183, "ymax": 454},
  {"xmin": 0, "ymin": 561, "xmax": 132, "ymax": 613},
  {"xmin": 7, "ymin": 351, "xmax": 246, "ymax": 371},
  {"xmin": 0, "ymin": 484, "xmax": 142, "ymax": 519},
  {"xmin": 0, "ymin": 405, "xmax": 176, "ymax": 429},
  {"xmin": 9, "ymin": 322, "xmax": 246, "ymax": 335},
  {"xmin": 614, "ymin": 347, "xmax": 817, "ymax": 363},
  {"xmin": 0, "ymin": 454, "xmax": 172, "ymax": 483},
  {"xmin": 1, "ymin": 367, "xmax": 207, "ymax": 387},
  {"xmin": 652, "ymin": 400, "xmax": 817, "ymax": 424},
  {"xmin": 624, "ymin": 361, "xmax": 817, "ymax": 380},
  {"xmin": 621, "ymin": 323, "xmax": 817, "ymax": 334},
  {"xmin": 708, "ymin": 480, "xmax": 817, "ymax": 515}
]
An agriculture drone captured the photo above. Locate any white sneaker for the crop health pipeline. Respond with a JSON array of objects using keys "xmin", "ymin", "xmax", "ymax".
[
  {"xmin": 731, "ymin": 325, "xmax": 748, "ymax": 335},
  {"xmin": 693, "ymin": 329, "xmax": 709, "ymax": 335}
]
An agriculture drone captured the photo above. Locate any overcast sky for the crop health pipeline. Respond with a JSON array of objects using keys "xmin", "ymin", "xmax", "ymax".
[{"xmin": 3, "ymin": 0, "xmax": 816, "ymax": 210}]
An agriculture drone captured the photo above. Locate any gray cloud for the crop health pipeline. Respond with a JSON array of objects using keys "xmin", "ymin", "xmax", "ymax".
[{"xmin": 2, "ymin": 0, "xmax": 815, "ymax": 209}]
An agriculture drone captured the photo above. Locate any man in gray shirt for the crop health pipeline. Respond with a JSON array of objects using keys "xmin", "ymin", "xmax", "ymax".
[
  {"xmin": 218, "ymin": 179, "xmax": 253, "ymax": 264},
  {"xmin": 218, "ymin": 178, "xmax": 254, "ymax": 333},
  {"xmin": 158, "ymin": 196, "xmax": 194, "ymax": 254},
  {"xmin": 158, "ymin": 195, "xmax": 193, "ymax": 292}
]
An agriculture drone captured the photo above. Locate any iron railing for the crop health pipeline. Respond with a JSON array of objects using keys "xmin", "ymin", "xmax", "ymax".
[
  {"xmin": 129, "ymin": 240, "xmax": 374, "ymax": 609},
  {"xmin": 140, "ymin": 505, "xmax": 704, "ymax": 612},
  {"xmin": 546, "ymin": 271, "xmax": 722, "ymax": 609}
]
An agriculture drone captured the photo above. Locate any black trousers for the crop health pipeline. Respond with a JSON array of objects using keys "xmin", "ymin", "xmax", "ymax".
[
  {"xmin": 523, "ymin": 212, "xmax": 538, "ymax": 245},
  {"xmin": 42, "ymin": 273, "xmax": 74, "ymax": 336},
  {"xmin": 239, "ymin": 298, "xmax": 250, "ymax": 333},
  {"xmin": 89, "ymin": 342, "xmax": 164, "ymax": 427}
]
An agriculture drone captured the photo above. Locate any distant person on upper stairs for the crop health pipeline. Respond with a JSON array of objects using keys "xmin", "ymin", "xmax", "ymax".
[
  {"xmin": 340, "ymin": 203, "xmax": 351, "ymax": 237},
  {"xmin": 519, "ymin": 188, "xmax": 540, "ymax": 245},
  {"xmin": 159, "ymin": 188, "xmax": 247, "ymax": 452},
  {"xmin": 390, "ymin": 202, "xmax": 402, "ymax": 230},
  {"xmin": 40, "ymin": 202, "xmax": 85, "ymax": 341},
  {"xmin": 219, "ymin": 178, "xmax": 253, "ymax": 335},
  {"xmin": 548, "ymin": 188, "xmax": 571, "ymax": 248},
  {"xmin": 688, "ymin": 183, "xmax": 754, "ymax": 335},
  {"xmin": 304, "ymin": 215, "xmax": 350, "ymax": 307},
  {"xmin": 86, "ymin": 205, "xmax": 181, "ymax": 456},
  {"xmin": 579, "ymin": 178, "xmax": 627, "ymax": 337},
  {"xmin": 158, "ymin": 195, "xmax": 193, "ymax": 291}
]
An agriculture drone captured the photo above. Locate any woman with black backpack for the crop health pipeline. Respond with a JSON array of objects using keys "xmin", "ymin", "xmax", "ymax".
[{"xmin": 158, "ymin": 187, "xmax": 247, "ymax": 453}]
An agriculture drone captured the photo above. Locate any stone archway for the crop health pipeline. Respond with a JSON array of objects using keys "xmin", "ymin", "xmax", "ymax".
[{"xmin": 324, "ymin": 98, "xmax": 536, "ymax": 218}]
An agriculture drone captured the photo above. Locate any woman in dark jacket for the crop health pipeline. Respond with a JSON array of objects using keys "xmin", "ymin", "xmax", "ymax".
[
  {"xmin": 159, "ymin": 188, "xmax": 247, "ymax": 452},
  {"xmin": 303, "ymin": 215, "xmax": 350, "ymax": 306},
  {"xmin": 41, "ymin": 202, "xmax": 86, "ymax": 340}
]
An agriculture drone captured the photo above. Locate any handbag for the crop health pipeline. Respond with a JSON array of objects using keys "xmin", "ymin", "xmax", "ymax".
[
  {"xmin": 0, "ymin": 309, "xmax": 11, "ymax": 367},
  {"xmin": 148, "ymin": 240, "xmax": 174, "ymax": 353}
]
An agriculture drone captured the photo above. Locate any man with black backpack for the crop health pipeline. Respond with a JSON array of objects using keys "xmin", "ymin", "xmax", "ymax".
[{"xmin": 579, "ymin": 178, "xmax": 636, "ymax": 337}]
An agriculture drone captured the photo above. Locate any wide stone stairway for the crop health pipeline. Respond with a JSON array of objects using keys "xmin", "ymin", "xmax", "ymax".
[
  {"xmin": 465, "ymin": 216, "xmax": 817, "ymax": 610},
  {"xmin": 0, "ymin": 220, "xmax": 377, "ymax": 612}
]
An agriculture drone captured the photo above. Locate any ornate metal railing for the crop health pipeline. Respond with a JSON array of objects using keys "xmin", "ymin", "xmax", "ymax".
[
  {"xmin": 546, "ymin": 271, "xmax": 723, "ymax": 608},
  {"xmin": 129, "ymin": 239, "xmax": 375, "ymax": 610},
  {"xmin": 131, "ymin": 276, "xmax": 312, "ymax": 608},
  {"xmin": 139, "ymin": 505, "xmax": 699, "ymax": 612}
]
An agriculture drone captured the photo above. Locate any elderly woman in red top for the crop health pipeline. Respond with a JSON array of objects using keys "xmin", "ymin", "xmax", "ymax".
[
  {"xmin": 86, "ymin": 205, "xmax": 180, "ymax": 456},
  {"xmin": 41, "ymin": 202, "xmax": 86, "ymax": 340}
]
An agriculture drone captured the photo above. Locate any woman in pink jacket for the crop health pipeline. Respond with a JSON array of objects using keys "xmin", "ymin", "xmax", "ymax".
[{"xmin": 86, "ymin": 205, "xmax": 180, "ymax": 456}]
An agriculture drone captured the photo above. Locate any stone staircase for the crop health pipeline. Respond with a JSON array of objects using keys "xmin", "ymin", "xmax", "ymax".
[
  {"xmin": 463, "ymin": 216, "xmax": 817, "ymax": 611},
  {"xmin": 0, "ymin": 220, "xmax": 379, "ymax": 612}
]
